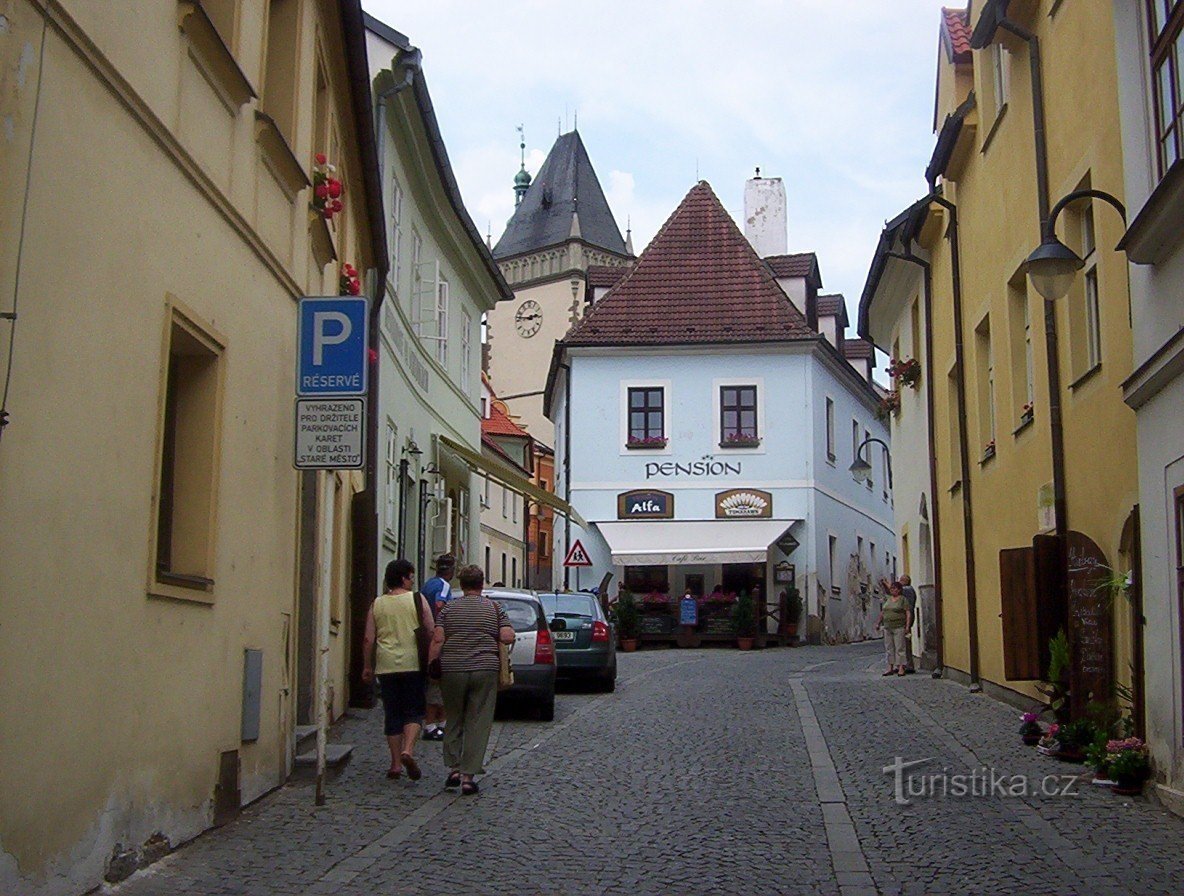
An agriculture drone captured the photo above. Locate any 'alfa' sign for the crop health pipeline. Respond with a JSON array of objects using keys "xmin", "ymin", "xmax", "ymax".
[{"xmin": 617, "ymin": 489, "xmax": 674, "ymax": 520}]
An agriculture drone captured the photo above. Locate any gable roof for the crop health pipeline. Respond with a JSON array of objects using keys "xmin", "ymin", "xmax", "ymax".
[
  {"xmin": 482, "ymin": 401, "xmax": 530, "ymax": 439},
  {"xmin": 844, "ymin": 338, "xmax": 875, "ymax": 362},
  {"xmin": 562, "ymin": 181, "xmax": 816, "ymax": 347},
  {"xmin": 765, "ymin": 252, "xmax": 822, "ymax": 289},
  {"xmin": 817, "ymin": 294, "xmax": 850, "ymax": 328},
  {"xmin": 492, "ymin": 131, "xmax": 629, "ymax": 260},
  {"xmin": 940, "ymin": 7, "xmax": 972, "ymax": 63}
]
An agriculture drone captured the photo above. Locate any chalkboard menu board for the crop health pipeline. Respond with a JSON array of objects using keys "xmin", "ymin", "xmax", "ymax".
[{"xmin": 1066, "ymin": 531, "xmax": 1113, "ymax": 718}]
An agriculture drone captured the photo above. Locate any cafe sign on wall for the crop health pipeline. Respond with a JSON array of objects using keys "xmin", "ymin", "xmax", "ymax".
[
  {"xmin": 715, "ymin": 488, "xmax": 773, "ymax": 519},
  {"xmin": 617, "ymin": 489, "xmax": 675, "ymax": 520}
]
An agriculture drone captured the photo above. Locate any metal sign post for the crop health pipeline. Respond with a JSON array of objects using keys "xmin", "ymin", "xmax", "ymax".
[{"xmin": 295, "ymin": 296, "xmax": 368, "ymax": 807}]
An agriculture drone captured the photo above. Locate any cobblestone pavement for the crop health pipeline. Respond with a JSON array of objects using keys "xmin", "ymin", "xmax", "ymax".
[{"xmin": 105, "ymin": 643, "xmax": 1184, "ymax": 896}]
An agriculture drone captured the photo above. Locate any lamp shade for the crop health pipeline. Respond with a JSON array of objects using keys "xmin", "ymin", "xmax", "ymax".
[
  {"xmin": 1025, "ymin": 236, "xmax": 1084, "ymax": 301},
  {"xmin": 848, "ymin": 456, "xmax": 872, "ymax": 482}
]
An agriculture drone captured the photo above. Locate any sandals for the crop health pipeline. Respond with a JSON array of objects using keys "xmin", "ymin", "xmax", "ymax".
[
  {"xmin": 881, "ymin": 670, "xmax": 895, "ymax": 677},
  {"xmin": 461, "ymin": 781, "xmax": 479, "ymax": 796},
  {"xmin": 386, "ymin": 768, "xmax": 401, "ymax": 780},
  {"xmin": 400, "ymin": 753, "xmax": 421, "ymax": 781},
  {"xmin": 444, "ymin": 771, "xmax": 461, "ymax": 789}
]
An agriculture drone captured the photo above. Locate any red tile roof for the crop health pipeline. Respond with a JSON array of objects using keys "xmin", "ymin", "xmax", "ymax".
[
  {"xmin": 817, "ymin": 293, "xmax": 847, "ymax": 319},
  {"xmin": 941, "ymin": 7, "xmax": 972, "ymax": 63},
  {"xmin": 587, "ymin": 264, "xmax": 632, "ymax": 289},
  {"xmin": 844, "ymin": 338, "xmax": 875, "ymax": 361},
  {"xmin": 564, "ymin": 182, "xmax": 816, "ymax": 346},
  {"xmin": 765, "ymin": 252, "xmax": 821, "ymax": 287},
  {"xmin": 482, "ymin": 400, "xmax": 530, "ymax": 438}
]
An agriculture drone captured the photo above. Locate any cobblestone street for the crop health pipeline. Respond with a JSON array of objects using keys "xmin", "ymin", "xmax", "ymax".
[{"xmin": 105, "ymin": 643, "xmax": 1184, "ymax": 896}]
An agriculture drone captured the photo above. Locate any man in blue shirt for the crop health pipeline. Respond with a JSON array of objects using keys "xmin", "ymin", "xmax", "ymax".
[{"xmin": 421, "ymin": 553, "xmax": 456, "ymax": 740}]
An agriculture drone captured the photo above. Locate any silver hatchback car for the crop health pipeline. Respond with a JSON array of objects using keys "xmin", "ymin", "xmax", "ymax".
[{"xmin": 449, "ymin": 587, "xmax": 558, "ymax": 721}]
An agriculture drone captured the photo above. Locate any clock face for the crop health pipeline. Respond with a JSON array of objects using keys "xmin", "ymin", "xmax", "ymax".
[{"xmin": 515, "ymin": 300, "xmax": 542, "ymax": 338}]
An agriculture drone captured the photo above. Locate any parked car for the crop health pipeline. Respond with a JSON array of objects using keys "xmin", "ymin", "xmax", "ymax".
[
  {"xmin": 538, "ymin": 591, "xmax": 617, "ymax": 692},
  {"xmin": 451, "ymin": 587, "xmax": 557, "ymax": 720}
]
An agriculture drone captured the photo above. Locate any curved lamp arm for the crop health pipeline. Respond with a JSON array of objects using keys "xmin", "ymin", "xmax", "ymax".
[
  {"xmin": 852, "ymin": 437, "xmax": 893, "ymax": 490},
  {"xmin": 1046, "ymin": 188, "xmax": 1126, "ymax": 239}
]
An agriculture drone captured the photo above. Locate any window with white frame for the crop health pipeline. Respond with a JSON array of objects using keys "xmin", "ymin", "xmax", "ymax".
[
  {"xmin": 390, "ymin": 173, "xmax": 403, "ymax": 291},
  {"xmin": 461, "ymin": 309, "xmax": 472, "ymax": 394},
  {"xmin": 1082, "ymin": 204, "xmax": 1102, "ymax": 371},
  {"xmin": 512, "ymin": 493, "xmax": 518, "ymax": 524},
  {"xmin": 410, "ymin": 230, "xmax": 423, "ymax": 320},
  {"xmin": 501, "ymin": 484, "xmax": 508, "ymax": 518},
  {"xmin": 385, "ymin": 419, "xmax": 398, "ymax": 535},
  {"xmin": 1148, "ymin": 0, "xmax": 1184, "ymax": 177},
  {"xmin": 829, "ymin": 534, "xmax": 839, "ymax": 593},
  {"xmin": 851, "ymin": 419, "xmax": 859, "ymax": 468},
  {"xmin": 435, "ymin": 275, "xmax": 449, "ymax": 368},
  {"xmin": 864, "ymin": 428, "xmax": 873, "ymax": 489},
  {"xmin": 983, "ymin": 43, "xmax": 1010, "ymax": 122},
  {"xmin": 825, "ymin": 398, "xmax": 835, "ymax": 461}
]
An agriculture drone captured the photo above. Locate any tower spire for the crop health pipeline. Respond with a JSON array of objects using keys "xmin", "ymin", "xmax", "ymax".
[{"xmin": 513, "ymin": 124, "xmax": 532, "ymax": 207}]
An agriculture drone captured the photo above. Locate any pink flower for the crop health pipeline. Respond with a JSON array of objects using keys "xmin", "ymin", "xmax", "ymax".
[
  {"xmin": 328, "ymin": 181, "xmax": 343, "ymax": 199},
  {"xmin": 315, "ymin": 152, "xmax": 327, "ymax": 165}
]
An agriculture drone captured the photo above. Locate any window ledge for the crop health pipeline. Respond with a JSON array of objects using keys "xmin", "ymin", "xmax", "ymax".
[
  {"xmin": 626, "ymin": 440, "xmax": 668, "ymax": 450},
  {"xmin": 980, "ymin": 103, "xmax": 1008, "ymax": 154},
  {"xmin": 1118, "ymin": 157, "xmax": 1184, "ymax": 264},
  {"xmin": 1068, "ymin": 363, "xmax": 1102, "ymax": 391},
  {"xmin": 719, "ymin": 439, "xmax": 761, "ymax": 449},
  {"xmin": 980, "ymin": 446, "xmax": 996, "ymax": 466},
  {"xmin": 948, "ymin": 480, "xmax": 962, "ymax": 494},
  {"xmin": 1012, "ymin": 413, "xmax": 1034, "ymax": 436},
  {"xmin": 177, "ymin": 2, "xmax": 256, "ymax": 112},
  {"xmin": 150, "ymin": 575, "xmax": 215, "ymax": 606},
  {"xmin": 255, "ymin": 111, "xmax": 309, "ymax": 199}
]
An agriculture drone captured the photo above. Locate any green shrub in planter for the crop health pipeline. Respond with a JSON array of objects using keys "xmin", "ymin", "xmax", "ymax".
[{"xmin": 732, "ymin": 592, "xmax": 757, "ymax": 637}]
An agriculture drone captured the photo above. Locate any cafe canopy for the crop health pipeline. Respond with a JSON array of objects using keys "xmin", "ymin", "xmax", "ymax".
[{"xmin": 594, "ymin": 520, "xmax": 797, "ymax": 566}]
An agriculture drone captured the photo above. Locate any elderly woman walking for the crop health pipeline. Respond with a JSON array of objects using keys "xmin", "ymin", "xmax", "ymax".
[
  {"xmin": 876, "ymin": 580, "xmax": 913, "ymax": 677},
  {"xmin": 429, "ymin": 565, "xmax": 514, "ymax": 795},
  {"xmin": 362, "ymin": 559, "xmax": 434, "ymax": 781}
]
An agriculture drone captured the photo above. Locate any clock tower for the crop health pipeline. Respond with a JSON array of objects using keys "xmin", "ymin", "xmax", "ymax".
[{"xmin": 487, "ymin": 129, "xmax": 634, "ymax": 445}]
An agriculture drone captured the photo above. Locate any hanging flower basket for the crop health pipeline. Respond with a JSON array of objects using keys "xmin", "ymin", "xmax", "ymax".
[
  {"xmin": 887, "ymin": 357, "xmax": 922, "ymax": 389},
  {"xmin": 875, "ymin": 391, "xmax": 900, "ymax": 421},
  {"xmin": 339, "ymin": 263, "xmax": 361, "ymax": 296},
  {"xmin": 311, "ymin": 153, "xmax": 344, "ymax": 222}
]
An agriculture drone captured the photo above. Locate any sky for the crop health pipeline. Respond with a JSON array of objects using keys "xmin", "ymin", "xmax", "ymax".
[{"xmin": 361, "ymin": 0, "xmax": 955, "ymax": 340}]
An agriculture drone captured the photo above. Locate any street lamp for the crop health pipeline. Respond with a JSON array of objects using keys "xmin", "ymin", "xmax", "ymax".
[
  {"xmin": 849, "ymin": 437, "xmax": 892, "ymax": 490},
  {"xmin": 1024, "ymin": 188, "xmax": 1126, "ymax": 301}
]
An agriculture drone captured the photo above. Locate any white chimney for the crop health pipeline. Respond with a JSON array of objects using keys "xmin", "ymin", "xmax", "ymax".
[{"xmin": 744, "ymin": 174, "xmax": 787, "ymax": 258}]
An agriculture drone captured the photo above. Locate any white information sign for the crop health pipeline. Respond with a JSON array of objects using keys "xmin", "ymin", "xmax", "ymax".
[{"xmin": 294, "ymin": 398, "xmax": 365, "ymax": 469}]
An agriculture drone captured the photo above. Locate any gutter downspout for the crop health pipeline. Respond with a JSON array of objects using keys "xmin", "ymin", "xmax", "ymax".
[
  {"xmin": 997, "ymin": 17, "xmax": 1067, "ymax": 541},
  {"xmin": 560, "ymin": 359, "xmax": 572, "ymax": 590},
  {"xmin": 885, "ymin": 246, "xmax": 945, "ymax": 674},
  {"xmin": 928, "ymin": 191, "xmax": 981, "ymax": 688}
]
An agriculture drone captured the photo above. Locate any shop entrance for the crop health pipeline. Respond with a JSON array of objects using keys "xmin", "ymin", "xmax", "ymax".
[{"xmin": 721, "ymin": 563, "xmax": 765, "ymax": 600}]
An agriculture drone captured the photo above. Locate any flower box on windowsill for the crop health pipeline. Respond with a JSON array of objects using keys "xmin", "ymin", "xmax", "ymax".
[
  {"xmin": 719, "ymin": 437, "xmax": 761, "ymax": 449},
  {"xmin": 626, "ymin": 438, "xmax": 667, "ymax": 450},
  {"xmin": 981, "ymin": 443, "xmax": 996, "ymax": 463}
]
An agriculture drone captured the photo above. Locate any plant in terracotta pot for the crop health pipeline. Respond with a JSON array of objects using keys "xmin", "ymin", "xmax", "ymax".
[
  {"xmin": 1019, "ymin": 711, "xmax": 1043, "ymax": 746},
  {"xmin": 1106, "ymin": 738, "xmax": 1150, "ymax": 796},
  {"xmin": 784, "ymin": 585, "xmax": 803, "ymax": 641},
  {"xmin": 732, "ymin": 592, "xmax": 757, "ymax": 650},
  {"xmin": 615, "ymin": 593, "xmax": 641, "ymax": 652}
]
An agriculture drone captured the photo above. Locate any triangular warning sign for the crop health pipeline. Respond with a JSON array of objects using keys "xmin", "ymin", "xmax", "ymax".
[{"xmin": 563, "ymin": 539, "xmax": 593, "ymax": 567}]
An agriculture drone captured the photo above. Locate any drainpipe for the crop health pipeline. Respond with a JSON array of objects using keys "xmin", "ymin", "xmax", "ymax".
[
  {"xmin": 995, "ymin": 16, "xmax": 1067, "ymax": 541},
  {"xmin": 925, "ymin": 192, "xmax": 981, "ymax": 688},
  {"xmin": 884, "ymin": 245, "xmax": 945, "ymax": 674},
  {"xmin": 560, "ymin": 359, "xmax": 572, "ymax": 590}
]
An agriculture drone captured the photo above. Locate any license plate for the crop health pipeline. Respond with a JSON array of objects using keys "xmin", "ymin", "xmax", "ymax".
[{"xmin": 554, "ymin": 631, "xmax": 575, "ymax": 641}]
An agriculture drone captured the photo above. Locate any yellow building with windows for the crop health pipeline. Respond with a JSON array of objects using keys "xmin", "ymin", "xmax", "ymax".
[
  {"xmin": 0, "ymin": 2, "xmax": 385, "ymax": 893},
  {"xmin": 863, "ymin": 2, "xmax": 1140, "ymax": 713}
]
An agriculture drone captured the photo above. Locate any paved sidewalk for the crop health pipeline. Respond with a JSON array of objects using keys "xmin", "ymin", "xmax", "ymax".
[{"xmin": 104, "ymin": 643, "xmax": 1184, "ymax": 896}]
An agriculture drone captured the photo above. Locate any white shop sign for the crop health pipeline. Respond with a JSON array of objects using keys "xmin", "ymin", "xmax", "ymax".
[{"xmin": 294, "ymin": 398, "xmax": 365, "ymax": 470}]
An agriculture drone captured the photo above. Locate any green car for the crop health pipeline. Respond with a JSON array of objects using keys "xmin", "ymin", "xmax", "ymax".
[{"xmin": 538, "ymin": 592, "xmax": 618, "ymax": 692}]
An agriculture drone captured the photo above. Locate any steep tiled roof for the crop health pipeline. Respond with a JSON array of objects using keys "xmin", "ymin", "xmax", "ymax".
[
  {"xmin": 587, "ymin": 264, "xmax": 632, "ymax": 289},
  {"xmin": 765, "ymin": 252, "xmax": 822, "ymax": 288},
  {"xmin": 563, "ymin": 182, "xmax": 817, "ymax": 346},
  {"xmin": 482, "ymin": 401, "xmax": 530, "ymax": 439},
  {"xmin": 844, "ymin": 338, "xmax": 875, "ymax": 362},
  {"xmin": 941, "ymin": 7, "xmax": 972, "ymax": 63},
  {"xmin": 493, "ymin": 131, "xmax": 629, "ymax": 260},
  {"xmin": 817, "ymin": 293, "xmax": 849, "ymax": 326}
]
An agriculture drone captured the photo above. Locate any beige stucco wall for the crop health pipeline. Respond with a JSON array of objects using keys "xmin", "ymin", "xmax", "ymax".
[{"xmin": 0, "ymin": 2, "xmax": 374, "ymax": 893}]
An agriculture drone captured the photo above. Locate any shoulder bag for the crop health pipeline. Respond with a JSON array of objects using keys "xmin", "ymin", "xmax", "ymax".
[
  {"xmin": 413, "ymin": 593, "xmax": 433, "ymax": 675},
  {"xmin": 498, "ymin": 640, "xmax": 514, "ymax": 691}
]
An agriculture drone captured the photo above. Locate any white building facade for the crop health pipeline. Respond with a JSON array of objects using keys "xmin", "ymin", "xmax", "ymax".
[{"xmin": 546, "ymin": 182, "xmax": 894, "ymax": 642}]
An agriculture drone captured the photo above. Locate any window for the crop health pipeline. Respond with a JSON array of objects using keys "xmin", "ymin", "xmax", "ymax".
[
  {"xmin": 461, "ymin": 310, "xmax": 472, "ymax": 394},
  {"xmin": 828, "ymin": 534, "xmax": 839, "ymax": 593},
  {"xmin": 410, "ymin": 231, "xmax": 423, "ymax": 318},
  {"xmin": 825, "ymin": 398, "xmax": 835, "ymax": 460},
  {"xmin": 882, "ymin": 452, "xmax": 889, "ymax": 501},
  {"xmin": 947, "ymin": 366, "xmax": 961, "ymax": 485},
  {"xmin": 628, "ymin": 387, "xmax": 665, "ymax": 442},
  {"xmin": 720, "ymin": 385, "xmax": 758, "ymax": 443},
  {"xmin": 864, "ymin": 429, "xmax": 873, "ymax": 489},
  {"xmin": 983, "ymin": 43, "xmax": 1010, "ymax": 121},
  {"xmin": 501, "ymin": 484, "xmax": 508, "ymax": 518},
  {"xmin": 1008, "ymin": 277, "xmax": 1034, "ymax": 422},
  {"xmin": 910, "ymin": 299, "xmax": 922, "ymax": 363},
  {"xmin": 1148, "ymin": 0, "xmax": 1184, "ymax": 176},
  {"xmin": 975, "ymin": 316, "xmax": 996, "ymax": 456},
  {"xmin": 512, "ymin": 492, "xmax": 518, "ymax": 524},
  {"xmin": 262, "ymin": 0, "xmax": 299, "ymax": 147},
  {"xmin": 435, "ymin": 275, "xmax": 449, "ymax": 368},
  {"xmin": 851, "ymin": 419, "xmax": 860, "ymax": 467},
  {"xmin": 501, "ymin": 553, "xmax": 507, "ymax": 585},
  {"xmin": 385, "ymin": 420, "xmax": 398, "ymax": 535},
  {"xmin": 390, "ymin": 174, "xmax": 403, "ymax": 291},
  {"xmin": 483, "ymin": 475, "xmax": 491, "ymax": 507},
  {"xmin": 540, "ymin": 532, "xmax": 550, "ymax": 559},
  {"xmin": 154, "ymin": 309, "xmax": 225, "ymax": 593},
  {"xmin": 1068, "ymin": 200, "xmax": 1102, "ymax": 380}
]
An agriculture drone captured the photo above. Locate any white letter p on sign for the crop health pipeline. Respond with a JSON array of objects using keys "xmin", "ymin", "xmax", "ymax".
[{"xmin": 313, "ymin": 311, "xmax": 351, "ymax": 365}]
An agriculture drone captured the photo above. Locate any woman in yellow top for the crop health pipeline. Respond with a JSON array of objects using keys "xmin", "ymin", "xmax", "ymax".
[
  {"xmin": 362, "ymin": 559, "xmax": 435, "ymax": 780},
  {"xmin": 875, "ymin": 581, "xmax": 913, "ymax": 677}
]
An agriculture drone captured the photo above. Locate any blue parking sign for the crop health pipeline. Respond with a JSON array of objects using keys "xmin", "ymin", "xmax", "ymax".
[{"xmin": 297, "ymin": 297, "xmax": 368, "ymax": 396}]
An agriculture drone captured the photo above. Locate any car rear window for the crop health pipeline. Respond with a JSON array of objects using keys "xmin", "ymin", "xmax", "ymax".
[
  {"xmin": 495, "ymin": 598, "xmax": 539, "ymax": 632},
  {"xmin": 540, "ymin": 593, "xmax": 597, "ymax": 620}
]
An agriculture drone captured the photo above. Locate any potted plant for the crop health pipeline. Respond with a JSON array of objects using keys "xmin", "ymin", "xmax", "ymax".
[
  {"xmin": 1106, "ymin": 738, "xmax": 1150, "ymax": 796},
  {"xmin": 1019, "ymin": 711, "xmax": 1043, "ymax": 746},
  {"xmin": 1036, "ymin": 629, "xmax": 1071, "ymax": 724},
  {"xmin": 887, "ymin": 356, "xmax": 922, "ymax": 389},
  {"xmin": 732, "ymin": 592, "xmax": 757, "ymax": 650},
  {"xmin": 875, "ymin": 391, "xmax": 900, "ymax": 421},
  {"xmin": 785, "ymin": 585, "xmax": 803, "ymax": 642},
  {"xmin": 615, "ymin": 592, "xmax": 640, "ymax": 652},
  {"xmin": 1084, "ymin": 737, "xmax": 1114, "ymax": 785},
  {"xmin": 1036, "ymin": 723, "xmax": 1061, "ymax": 756},
  {"xmin": 1055, "ymin": 719, "xmax": 1096, "ymax": 763}
]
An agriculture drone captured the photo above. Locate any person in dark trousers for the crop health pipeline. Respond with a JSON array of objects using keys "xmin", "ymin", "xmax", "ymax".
[
  {"xmin": 899, "ymin": 575, "xmax": 918, "ymax": 673},
  {"xmin": 429, "ymin": 565, "xmax": 515, "ymax": 795},
  {"xmin": 420, "ymin": 553, "xmax": 456, "ymax": 740}
]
